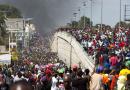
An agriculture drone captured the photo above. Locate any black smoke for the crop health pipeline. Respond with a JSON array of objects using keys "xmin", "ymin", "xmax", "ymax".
[{"xmin": 0, "ymin": 0, "xmax": 80, "ymax": 36}]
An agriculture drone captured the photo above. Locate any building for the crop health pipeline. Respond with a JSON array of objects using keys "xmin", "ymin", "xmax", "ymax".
[{"xmin": 5, "ymin": 18, "xmax": 36, "ymax": 53}]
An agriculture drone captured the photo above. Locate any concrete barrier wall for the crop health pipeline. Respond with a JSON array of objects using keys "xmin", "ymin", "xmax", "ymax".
[{"xmin": 51, "ymin": 31, "xmax": 95, "ymax": 72}]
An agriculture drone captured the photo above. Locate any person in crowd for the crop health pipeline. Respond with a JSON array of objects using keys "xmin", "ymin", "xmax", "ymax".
[
  {"xmin": 63, "ymin": 74, "xmax": 72, "ymax": 90},
  {"xmin": 84, "ymin": 69, "xmax": 91, "ymax": 90},
  {"xmin": 72, "ymin": 69, "xmax": 87, "ymax": 90},
  {"xmin": 0, "ymin": 74, "xmax": 9, "ymax": 90},
  {"xmin": 117, "ymin": 75, "xmax": 126, "ymax": 90},
  {"xmin": 10, "ymin": 80, "xmax": 33, "ymax": 90},
  {"xmin": 125, "ymin": 74, "xmax": 130, "ymax": 90},
  {"xmin": 90, "ymin": 69, "xmax": 103, "ymax": 90},
  {"xmin": 0, "ymin": 26, "xmax": 130, "ymax": 90},
  {"xmin": 13, "ymin": 72, "xmax": 22, "ymax": 83},
  {"xmin": 51, "ymin": 73, "xmax": 58, "ymax": 90},
  {"xmin": 71, "ymin": 65, "xmax": 78, "ymax": 80},
  {"xmin": 109, "ymin": 53, "xmax": 118, "ymax": 70},
  {"xmin": 4, "ymin": 71, "xmax": 13, "ymax": 86},
  {"xmin": 110, "ymin": 70, "xmax": 119, "ymax": 90}
]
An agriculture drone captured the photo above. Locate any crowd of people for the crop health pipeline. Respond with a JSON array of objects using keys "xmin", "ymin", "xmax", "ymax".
[
  {"xmin": 21, "ymin": 32, "xmax": 60, "ymax": 64},
  {"xmin": 1, "ymin": 26, "xmax": 130, "ymax": 90},
  {"xmin": 0, "ymin": 31, "xmax": 91, "ymax": 90},
  {"xmin": 0, "ymin": 59, "xmax": 93, "ymax": 90},
  {"xmin": 57, "ymin": 26, "xmax": 130, "ymax": 90}
]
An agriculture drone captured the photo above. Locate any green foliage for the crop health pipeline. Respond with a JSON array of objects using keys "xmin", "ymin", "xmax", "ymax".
[
  {"xmin": 0, "ymin": 4, "xmax": 22, "ymax": 18},
  {"xmin": 0, "ymin": 4, "xmax": 22, "ymax": 45},
  {"xmin": 0, "ymin": 13, "xmax": 6, "ymax": 45},
  {"xmin": 115, "ymin": 21, "xmax": 127, "ymax": 28},
  {"xmin": 71, "ymin": 21, "xmax": 78, "ymax": 28},
  {"xmin": 78, "ymin": 16, "xmax": 91, "ymax": 28},
  {"xmin": 114, "ymin": 21, "xmax": 130, "ymax": 29},
  {"xmin": 67, "ymin": 16, "xmax": 91, "ymax": 28},
  {"xmin": 127, "ymin": 23, "xmax": 130, "ymax": 28},
  {"xmin": 0, "ymin": 13, "xmax": 6, "ymax": 36}
]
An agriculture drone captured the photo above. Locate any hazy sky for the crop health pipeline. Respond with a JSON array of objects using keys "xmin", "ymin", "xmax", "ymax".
[
  {"xmin": 0, "ymin": 0, "xmax": 130, "ymax": 34},
  {"xmin": 90, "ymin": 0, "xmax": 130, "ymax": 27}
]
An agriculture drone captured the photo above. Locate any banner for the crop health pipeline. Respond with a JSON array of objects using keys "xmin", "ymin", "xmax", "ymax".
[{"xmin": 0, "ymin": 54, "xmax": 11, "ymax": 65}]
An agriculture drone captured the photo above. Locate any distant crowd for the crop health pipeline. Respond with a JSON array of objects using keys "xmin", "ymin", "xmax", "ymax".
[{"xmin": 56, "ymin": 26, "xmax": 130, "ymax": 90}]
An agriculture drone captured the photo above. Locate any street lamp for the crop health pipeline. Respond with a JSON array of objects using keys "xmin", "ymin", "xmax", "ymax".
[
  {"xmin": 78, "ymin": 7, "xmax": 81, "ymax": 28},
  {"xmin": 73, "ymin": 12, "xmax": 77, "ymax": 28},
  {"xmin": 90, "ymin": 0, "xmax": 93, "ymax": 30},
  {"xmin": 83, "ymin": 1, "xmax": 87, "ymax": 29}
]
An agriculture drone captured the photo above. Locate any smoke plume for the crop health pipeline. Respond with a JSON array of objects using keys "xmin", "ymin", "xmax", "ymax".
[{"xmin": 0, "ymin": 0, "xmax": 80, "ymax": 36}]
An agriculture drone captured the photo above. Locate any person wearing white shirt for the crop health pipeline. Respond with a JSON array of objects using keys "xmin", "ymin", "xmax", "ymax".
[
  {"xmin": 13, "ymin": 72, "xmax": 23, "ymax": 83},
  {"xmin": 51, "ymin": 74, "xmax": 58, "ymax": 90},
  {"xmin": 13, "ymin": 75, "xmax": 22, "ymax": 83}
]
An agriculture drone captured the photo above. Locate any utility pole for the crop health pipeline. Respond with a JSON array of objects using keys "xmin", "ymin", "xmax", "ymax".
[
  {"xmin": 124, "ymin": 5, "xmax": 127, "ymax": 21},
  {"xmin": 90, "ymin": 0, "xmax": 93, "ymax": 30},
  {"xmin": 73, "ymin": 12, "xmax": 77, "ymax": 28},
  {"xmin": 9, "ymin": 33, "xmax": 11, "ymax": 54},
  {"xmin": 101, "ymin": 0, "xmax": 103, "ymax": 31},
  {"xmin": 124, "ymin": 4, "xmax": 130, "ymax": 44},
  {"xmin": 119, "ymin": 0, "xmax": 122, "ymax": 28},
  {"xmin": 22, "ymin": 18, "xmax": 25, "ymax": 53}
]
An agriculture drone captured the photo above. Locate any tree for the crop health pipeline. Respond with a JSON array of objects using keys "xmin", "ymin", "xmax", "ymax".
[
  {"xmin": 115, "ymin": 21, "xmax": 127, "ymax": 28},
  {"xmin": 71, "ymin": 21, "xmax": 79, "ymax": 28},
  {"xmin": 126, "ymin": 23, "xmax": 130, "ymax": 29},
  {"xmin": 78, "ymin": 16, "xmax": 91, "ymax": 28},
  {"xmin": 0, "ymin": 4, "xmax": 22, "ymax": 45},
  {"xmin": 0, "ymin": 4, "xmax": 22, "ymax": 18},
  {"xmin": 67, "ymin": 16, "xmax": 91, "ymax": 29},
  {"xmin": 0, "ymin": 13, "xmax": 6, "ymax": 45}
]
